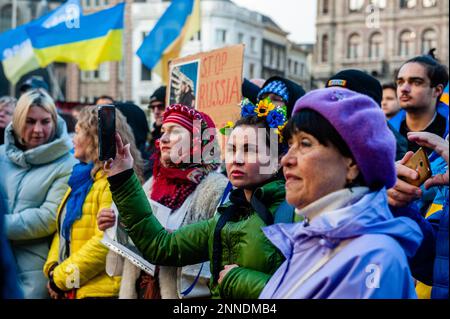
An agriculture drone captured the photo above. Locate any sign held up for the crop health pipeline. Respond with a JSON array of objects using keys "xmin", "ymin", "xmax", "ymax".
[{"xmin": 167, "ymin": 44, "xmax": 244, "ymax": 128}]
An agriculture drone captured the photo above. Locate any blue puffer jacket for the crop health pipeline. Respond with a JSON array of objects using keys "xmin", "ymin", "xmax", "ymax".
[
  {"xmin": 0, "ymin": 117, "xmax": 77, "ymax": 298},
  {"xmin": 430, "ymin": 194, "xmax": 449, "ymax": 299},
  {"xmin": 392, "ymin": 188, "xmax": 449, "ymax": 299},
  {"xmin": 0, "ymin": 188, "xmax": 23, "ymax": 299}
]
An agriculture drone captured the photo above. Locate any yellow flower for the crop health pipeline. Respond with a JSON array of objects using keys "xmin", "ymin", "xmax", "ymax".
[
  {"xmin": 275, "ymin": 123, "xmax": 287, "ymax": 143},
  {"xmin": 256, "ymin": 99, "xmax": 275, "ymax": 117},
  {"xmin": 226, "ymin": 121, "xmax": 234, "ymax": 128}
]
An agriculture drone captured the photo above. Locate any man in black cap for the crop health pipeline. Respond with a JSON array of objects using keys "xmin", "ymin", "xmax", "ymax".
[
  {"xmin": 148, "ymin": 86, "xmax": 166, "ymax": 143},
  {"xmin": 145, "ymin": 86, "xmax": 167, "ymax": 179},
  {"xmin": 326, "ymin": 69, "xmax": 408, "ymax": 161}
]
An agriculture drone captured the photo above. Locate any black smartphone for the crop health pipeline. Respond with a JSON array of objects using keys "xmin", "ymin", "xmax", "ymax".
[{"xmin": 98, "ymin": 104, "xmax": 116, "ymax": 161}]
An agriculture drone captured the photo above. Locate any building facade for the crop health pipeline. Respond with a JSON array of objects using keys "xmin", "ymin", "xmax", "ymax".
[{"xmin": 314, "ymin": 0, "xmax": 449, "ymax": 87}]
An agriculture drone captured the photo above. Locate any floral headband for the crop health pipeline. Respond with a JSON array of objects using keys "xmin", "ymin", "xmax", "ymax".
[{"xmin": 220, "ymin": 97, "xmax": 288, "ymax": 143}]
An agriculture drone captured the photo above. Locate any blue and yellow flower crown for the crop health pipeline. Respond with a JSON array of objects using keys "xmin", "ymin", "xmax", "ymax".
[{"xmin": 220, "ymin": 97, "xmax": 288, "ymax": 143}]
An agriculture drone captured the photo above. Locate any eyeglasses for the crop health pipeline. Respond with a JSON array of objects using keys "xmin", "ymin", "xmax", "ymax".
[{"xmin": 149, "ymin": 103, "xmax": 165, "ymax": 110}]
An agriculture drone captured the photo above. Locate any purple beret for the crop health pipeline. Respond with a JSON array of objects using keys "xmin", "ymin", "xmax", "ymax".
[{"xmin": 292, "ymin": 87, "xmax": 396, "ymax": 189}]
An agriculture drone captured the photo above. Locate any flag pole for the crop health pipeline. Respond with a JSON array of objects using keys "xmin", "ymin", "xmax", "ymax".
[{"xmin": 10, "ymin": 0, "xmax": 17, "ymax": 96}]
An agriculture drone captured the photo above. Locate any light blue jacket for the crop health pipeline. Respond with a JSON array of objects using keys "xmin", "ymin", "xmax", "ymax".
[
  {"xmin": 0, "ymin": 116, "xmax": 76, "ymax": 299},
  {"xmin": 259, "ymin": 188, "xmax": 423, "ymax": 299}
]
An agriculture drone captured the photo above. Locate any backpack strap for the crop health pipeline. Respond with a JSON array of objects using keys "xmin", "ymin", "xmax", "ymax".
[
  {"xmin": 250, "ymin": 195, "xmax": 274, "ymax": 226},
  {"xmin": 274, "ymin": 200, "xmax": 295, "ymax": 224}
]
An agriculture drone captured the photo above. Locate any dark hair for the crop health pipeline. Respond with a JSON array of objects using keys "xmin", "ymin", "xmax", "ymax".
[
  {"xmin": 285, "ymin": 109, "xmax": 366, "ymax": 187},
  {"xmin": 382, "ymin": 83, "xmax": 397, "ymax": 92},
  {"xmin": 400, "ymin": 49, "xmax": 449, "ymax": 88},
  {"xmin": 94, "ymin": 95, "xmax": 114, "ymax": 104},
  {"xmin": 234, "ymin": 115, "xmax": 287, "ymax": 157}
]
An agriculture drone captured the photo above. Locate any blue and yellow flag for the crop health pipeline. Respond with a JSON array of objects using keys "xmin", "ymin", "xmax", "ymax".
[
  {"xmin": 137, "ymin": 0, "xmax": 200, "ymax": 83},
  {"xmin": 26, "ymin": 2, "xmax": 124, "ymax": 70},
  {"xmin": 440, "ymin": 83, "xmax": 449, "ymax": 107},
  {"xmin": 0, "ymin": 0, "xmax": 81, "ymax": 84}
]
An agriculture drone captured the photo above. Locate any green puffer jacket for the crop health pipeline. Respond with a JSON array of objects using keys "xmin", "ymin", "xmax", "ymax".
[{"xmin": 111, "ymin": 172, "xmax": 286, "ymax": 299}]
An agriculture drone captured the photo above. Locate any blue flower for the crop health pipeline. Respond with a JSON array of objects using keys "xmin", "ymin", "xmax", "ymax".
[
  {"xmin": 266, "ymin": 109, "xmax": 286, "ymax": 128},
  {"xmin": 241, "ymin": 102, "xmax": 257, "ymax": 117}
]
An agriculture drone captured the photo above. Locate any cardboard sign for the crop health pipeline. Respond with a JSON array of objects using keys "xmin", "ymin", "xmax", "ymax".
[{"xmin": 167, "ymin": 44, "xmax": 244, "ymax": 129}]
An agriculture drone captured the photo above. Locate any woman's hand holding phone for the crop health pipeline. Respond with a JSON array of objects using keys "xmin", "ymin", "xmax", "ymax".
[{"xmin": 103, "ymin": 133, "xmax": 134, "ymax": 177}]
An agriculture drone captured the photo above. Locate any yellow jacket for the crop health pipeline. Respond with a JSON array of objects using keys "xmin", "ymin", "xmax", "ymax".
[{"xmin": 44, "ymin": 170, "xmax": 121, "ymax": 299}]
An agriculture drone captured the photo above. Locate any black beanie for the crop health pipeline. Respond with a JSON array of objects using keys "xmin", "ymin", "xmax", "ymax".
[
  {"xmin": 149, "ymin": 86, "xmax": 166, "ymax": 105},
  {"xmin": 326, "ymin": 69, "xmax": 382, "ymax": 106}
]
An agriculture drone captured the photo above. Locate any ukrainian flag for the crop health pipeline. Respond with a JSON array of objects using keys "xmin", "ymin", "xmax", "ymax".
[
  {"xmin": 0, "ymin": 0, "xmax": 81, "ymax": 84},
  {"xmin": 440, "ymin": 83, "xmax": 449, "ymax": 107},
  {"xmin": 26, "ymin": 2, "xmax": 124, "ymax": 70},
  {"xmin": 137, "ymin": 0, "xmax": 200, "ymax": 83}
]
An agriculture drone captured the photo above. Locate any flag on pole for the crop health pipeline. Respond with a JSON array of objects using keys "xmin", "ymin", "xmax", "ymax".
[
  {"xmin": 0, "ymin": 0, "xmax": 81, "ymax": 85},
  {"xmin": 137, "ymin": 0, "xmax": 200, "ymax": 84},
  {"xmin": 26, "ymin": 2, "xmax": 124, "ymax": 70}
]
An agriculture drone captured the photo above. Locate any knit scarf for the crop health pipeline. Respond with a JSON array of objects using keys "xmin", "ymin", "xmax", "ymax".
[
  {"xmin": 150, "ymin": 155, "xmax": 211, "ymax": 210},
  {"xmin": 62, "ymin": 162, "xmax": 94, "ymax": 241}
]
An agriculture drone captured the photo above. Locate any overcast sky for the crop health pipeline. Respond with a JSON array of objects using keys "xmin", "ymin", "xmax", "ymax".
[{"xmin": 232, "ymin": 0, "xmax": 317, "ymax": 44}]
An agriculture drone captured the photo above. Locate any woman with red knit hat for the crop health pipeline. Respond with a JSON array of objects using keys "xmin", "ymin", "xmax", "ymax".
[{"xmin": 98, "ymin": 104, "xmax": 228, "ymax": 299}]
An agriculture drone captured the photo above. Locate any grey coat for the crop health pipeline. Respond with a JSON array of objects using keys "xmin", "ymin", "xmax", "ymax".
[{"xmin": 0, "ymin": 116, "xmax": 77, "ymax": 298}]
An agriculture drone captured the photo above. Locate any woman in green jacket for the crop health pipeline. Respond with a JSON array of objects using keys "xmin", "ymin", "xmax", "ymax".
[{"xmin": 100, "ymin": 99, "xmax": 290, "ymax": 298}]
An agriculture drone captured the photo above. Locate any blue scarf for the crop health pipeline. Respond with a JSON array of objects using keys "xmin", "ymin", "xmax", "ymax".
[{"xmin": 62, "ymin": 162, "xmax": 94, "ymax": 241}]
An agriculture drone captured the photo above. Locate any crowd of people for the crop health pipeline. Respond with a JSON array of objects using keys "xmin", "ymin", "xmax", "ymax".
[{"xmin": 0, "ymin": 49, "xmax": 448, "ymax": 300}]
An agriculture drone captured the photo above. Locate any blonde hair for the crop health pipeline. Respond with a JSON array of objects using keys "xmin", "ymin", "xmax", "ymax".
[
  {"xmin": 77, "ymin": 105, "xmax": 145, "ymax": 182},
  {"xmin": 0, "ymin": 96, "xmax": 17, "ymax": 110},
  {"xmin": 12, "ymin": 89, "xmax": 57, "ymax": 145}
]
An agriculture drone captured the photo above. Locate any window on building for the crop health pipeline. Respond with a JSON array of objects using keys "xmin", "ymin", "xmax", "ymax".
[
  {"xmin": 294, "ymin": 61, "xmax": 299, "ymax": 76},
  {"xmin": 322, "ymin": 0, "xmax": 329, "ymax": 14},
  {"xmin": 215, "ymin": 29, "xmax": 226, "ymax": 44},
  {"xmin": 422, "ymin": 29, "xmax": 438, "ymax": 54},
  {"xmin": 288, "ymin": 59, "xmax": 292, "ymax": 73},
  {"xmin": 238, "ymin": 33, "xmax": 244, "ymax": 44},
  {"xmin": 273, "ymin": 47, "xmax": 278, "ymax": 68},
  {"xmin": 190, "ymin": 31, "xmax": 201, "ymax": 41},
  {"xmin": 279, "ymin": 49, "xmax": 285, "ymax": 70},
  {"xmin": 347, "ymin": 33, "xmax": 362, "ymax": 59},
  {"xmin": 264, "ymin": 45, "xmax": 271, "ymax": 66},
  {"xmin": 118, "ymin": 60, "xmax": 124, "ymax": 82},
  {"xmin": 322, "ymin": 34, "xmax": 329, "ymax": 63},
  {"xmin": 422, "ymin": 0, "xmax": 437, "ymax": 8},
  {"xmin": 300, "ymin": 63, "xmax": 305, "ymax": 77},
  {"xmin": 369, "ymin": 32, "xmax": 383, "ymax": 59},
  {"xmin": 399, "ymin": 30, "xmax": 415, "ymax": 56},
  {"xmin": 349, "ymin": 0, "xmax": 364, "ymax": 12},
  {"xmin": 249, "ymin": 63, "xmax": 255, "ymax": 78},
  {"xmin": 400, "ymin": 0, "xmax": 417, "ymax": 8},
  {"xmin": 81, "ymin": 63, "xmax": 109, "ymax": 82},
  {"xmin": 141, "ymin": 64, "xmax": 152, "ymax": 81},
  {"xmin": 0, "ymin": 4, "xmax": 12, "ymax": 33},
  {"xmin": 250, "ymin": 37, "xmax": 257, "ymax": 53},
  {"xmin": 370, "ymin": 0, "xmax": 387, "ymax": 9}
]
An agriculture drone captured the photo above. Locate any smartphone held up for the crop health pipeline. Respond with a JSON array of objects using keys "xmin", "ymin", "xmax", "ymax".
[
  {"xmin": 98, "ymin": 104, "xmax": 116, "ymax": 161},
  {"xmin": 401, "ymin": 147, "xmax": 432, "ymax": 187}
]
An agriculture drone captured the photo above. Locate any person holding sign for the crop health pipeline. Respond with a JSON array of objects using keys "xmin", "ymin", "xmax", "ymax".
[
  {"xmin": 43, "ymin": 106, "xmax": 143, "ymax": 299},
  {"xmin": 98, "ymin": 104, "xmax": 228, "ymax": 299},
  {"xmin": 100, "ymin": 98, "xmax": 292, "ymax": 299}
]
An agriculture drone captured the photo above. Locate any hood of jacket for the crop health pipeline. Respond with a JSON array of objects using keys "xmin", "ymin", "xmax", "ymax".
[
  {"xmin": 4, "ymin": 115, "xmax": 73, "ymax": 168},
  {"xmin": 263, "ymin": 188, "xmax": 423, "ymax": 260}
]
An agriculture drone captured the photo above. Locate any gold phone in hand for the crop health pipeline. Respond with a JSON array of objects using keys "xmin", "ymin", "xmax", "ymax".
[{"xmin": 401, "ymin": 147, "xmax": 432, "ymax": 187}]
